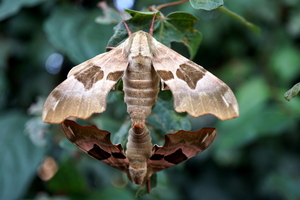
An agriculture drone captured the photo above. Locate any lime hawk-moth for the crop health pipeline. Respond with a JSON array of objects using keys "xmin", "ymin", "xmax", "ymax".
[{"xmin": 43, "ymin": 13, "xmax": 238, "ymax": 189}]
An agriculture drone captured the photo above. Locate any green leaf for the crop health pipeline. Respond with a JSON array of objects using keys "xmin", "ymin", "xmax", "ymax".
[
  {"xmin": 90, "ymin": 101, "xmax": 127, "ymax": 135},
  {"xmin": 159, "ymin": 12, "xmax": 202, "ymax": 59},
  {"xmin": 106, "ymin": 91, "xmax": 124, "ymax": 104},
  {"xmin": 189, "ymin": 0, "xmax": 223, "ymax": 10},
  {"xmin": 218, "ymin": 6, "xmax": 261, "ymax": 34},
  {"xmin": 29, "ymin": 193, "xmax": 71, "ymax": 200},
  {"xmin": 213, "ymin": 77, "xmax": 297, "ymax": 165},
  {"xmin": 212, "ymin": 77, "xmax": 269, "ymax": 164},
  {"xmin": 135, "ymin": 184, "xmax": 148, "ymax": 198},
  {"xmin": 0, "ymin": 37, "xmax": 11, "ymax": 69},
  {"xmin": 287, "ymin": 11, "xmax": 300, "ymax": 36},
  {"xmin": 44, "ymin": 4, "xmax": 114, "ymax": 64},
  {"xmin": 59, "ymin": 137, "xmax": 78, "ymax": 150},
  {"xmin": 0, "ymin": 0, "xmax": 47, "ymax": 21},
  {"xmin": 46, "ymin": 158, "xmax": 87, "ymax": 194},
  {"xmin": 112, "ymin": 120, "xmax": 131, "ymax": 145},
  {"xmin": 95, "ymin": 2, "xmax": 124, "ymax": 24},
  {"xmin": 262, "ymin": 172, "xmax": 300, "ymax": 200},
  {"xmin": 0, "ymin": 111, "xmax": 47, "ymax": 200},
  {"xmin": 107, "ymin": 10, "xmax": 161, "ymax": 48},
  {"xmin": 0, "ymin": 70, "xmax": 7, "ymax": 110},
  {"xmin": 107, "ymin": 10, "xmax": 202, "ymax": 59},
  {"xmin": 135, "ymin": 173, "xmax": 157, "ymax": 198},
  {"xmin": 27, "ymin": 96, "xmax": 45, "ymax": 116},
  {"xmin": 91, "ymin": 115, "xmax": 122, "ymax": 135},
  {"xmin": 284, "ymin": 83, "xmax": 300, "ymax": 101},
  {"xmin": 270, "ymin": 44, "xmax": 300, "ymax": 83},
  {"xmin": 148, "ymin": 98, "xmax": 191, "ymax": 134},
  {"xmin": 89, "ymin": 187, "xmax": 134, "ymax": 200},
  {"xmin": 24, "ymin": 116, "xmax": 48, "ymax": 146}
]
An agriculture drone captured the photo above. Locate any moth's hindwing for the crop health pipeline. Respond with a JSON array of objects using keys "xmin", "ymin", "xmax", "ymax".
[
  {"xmin": 148, "ymin": 128, "xmax": 217, "ymax": 172},
  {"xmin": 61, "ymin": 120, "xmax": 129, "ymax": 172}
]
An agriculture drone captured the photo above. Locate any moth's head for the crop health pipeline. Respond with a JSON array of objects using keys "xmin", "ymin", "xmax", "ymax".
[{"xmin": 128, "ymin": 165, "xmax": 147, "ymax": 184}]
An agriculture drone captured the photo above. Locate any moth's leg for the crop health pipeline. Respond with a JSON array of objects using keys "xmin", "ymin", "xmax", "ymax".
[
  {"xmin": 149, "ymin": 13, "xmax": 157, "ymax": 35},
  {"xmin": 123, "ymin": 20, "xmax": 132, "ymax": 36}
]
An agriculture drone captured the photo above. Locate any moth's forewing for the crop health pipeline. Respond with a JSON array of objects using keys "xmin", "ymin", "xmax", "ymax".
[
  {"xmin": 43, "ymin": 44, "xmax": 128, "ymax": 124},
  {"xmin": 151, "ymin": 40, "xmax": 239, "ymax": 120}
]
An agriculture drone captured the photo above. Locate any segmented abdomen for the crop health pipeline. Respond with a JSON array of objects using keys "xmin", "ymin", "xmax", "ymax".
[{"xmin": 123, "ymin": 56, "xmax": 160, "ymax": 125}]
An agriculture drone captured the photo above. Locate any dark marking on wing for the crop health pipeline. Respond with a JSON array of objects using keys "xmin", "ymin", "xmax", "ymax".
[
  {"xmin": 88, "ymin": 144, "xmax": 111, "ymax": 160},
  {"xmin": 176, "ymin": 61, "xmax": 206, "ymax": 89},
  {"xmin": 107, "ymin": 71, "xmax": 125, "ymax": 81},
  {"xmin": 164, "ymin": 148, "xmax": 188, "ymax": 164},
  {"xmin": 112, "ymin": 152, "xmax": 126, "ymax": 159},
  {"xmin": 149, "ymin": 154, "xmax": 164, "ymax": 160},
  {"xmin": 74, "ymin": 65, "xmax": 104, "ymax": 90},
  {"xmin": 156, "ymin": 70, "xmax": 174, "ymax": 81},
  {"xmin": 51, "ymin": 89, "xmax": 62, "ymax": 101}
]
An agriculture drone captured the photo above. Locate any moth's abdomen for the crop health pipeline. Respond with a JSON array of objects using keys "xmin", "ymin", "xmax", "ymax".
[
  {"xmin": 123, "ymin": 58, "xmax": 159, "ymax": 124},
  {"xmin": 126, "ymin": 125, "xmax": 152, "ymax": 184}
]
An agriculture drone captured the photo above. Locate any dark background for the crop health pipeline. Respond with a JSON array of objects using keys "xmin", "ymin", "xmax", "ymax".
[{"xmin": 1, "ymin": 0, "xmax": 300, "ymax": 199}]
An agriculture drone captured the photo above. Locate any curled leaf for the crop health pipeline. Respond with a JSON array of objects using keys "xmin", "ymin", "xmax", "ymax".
[
  {"xmin": 189, "ymin": 0, "xmax": 223, "ymax": 11},
  {"xmin": 284, "ymin": 83, "xmax": 300, "ymax": 101}
]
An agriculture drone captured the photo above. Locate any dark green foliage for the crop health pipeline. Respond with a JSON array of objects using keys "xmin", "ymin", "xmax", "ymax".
[
  {"xmin": 107, "ymin": 10, "xmax": 202, "ymax": 58},
  {"xmin": 1, "ymin": 0, "xmax": 300, "ymax": 200}
]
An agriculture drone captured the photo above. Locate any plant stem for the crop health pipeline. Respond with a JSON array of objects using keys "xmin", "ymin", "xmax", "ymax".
[
  {"xmin": 218, "ymin": 6, "xmax": 260, "ymax": 34},
  {"xmin": 156, "ymin": 0, "xmax": 189, "ymax": 10}
]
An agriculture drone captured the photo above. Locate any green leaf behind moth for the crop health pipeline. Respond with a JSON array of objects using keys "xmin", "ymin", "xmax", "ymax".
[
  {"xmin": 0, "ymin": 111, "xmax": 47, "ymax": 200},
  {"xmin": 46, "ymin": 158, "xmax": 87, "ymax": 194},
  {"xmin": 112, "ymin": 120, "xmax": 131, "ymax": 147},
  {"xmin": 147, "ymin": 98, "xmax": 191, "ymax": 135},
  {"xmin": 106, "ymin": 91, "xmax": 124, "ymax": 104},
  {"xmin": 44, "ymin": 4, "xmax": 114, "ymax": 64},
  {"xmin": 284, "ymin": 83, "xmax": 300, "ymax": 101},
  {"xmin": 135, "ymin": 173, "xmax": 157, "ymax": 198},
  {"xmin": 189, "ymin": 0, "xmax": 223, "ymax": 11},
  {"xmin": 95, "ymin": 3, "xmax": 124, "ymax": 24},
  {"xmin": 107, "ymin": 10, "xmax": 161, "ymax": 48},
  {"xmin": 0, "ymin": 0, "xmax": 47, "ymax": 21},
  {"xmin": 159, "ymin": 12, "xmax": 202, "ymax": 59},
  {"xmin": 107, "ymin": 10, "xmax": 202, "ymax": 59}
]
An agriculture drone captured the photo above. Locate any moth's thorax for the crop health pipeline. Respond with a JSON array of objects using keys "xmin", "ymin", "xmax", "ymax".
[
  {"xmin": 123, "ymin": 32, "xmax": 160, "ymax": 124},
  {"xmin": 124, "ymin": 31, "xmax": 158, "ymax": 60}
]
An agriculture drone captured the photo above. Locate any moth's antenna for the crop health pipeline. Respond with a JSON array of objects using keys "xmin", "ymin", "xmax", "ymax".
[
  {"xmin": 149, "ymin": 13, "xmax": 157, "ymax": 36},
  {"xmin": 106, "ymin": 20, "xmax": 131, "ymax": 50},
  {"xmin": 123, "ymin": 20, "xmax": 132, "ymax": 36}
]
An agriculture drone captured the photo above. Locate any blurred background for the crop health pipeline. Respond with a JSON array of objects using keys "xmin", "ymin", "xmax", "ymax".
[{"xmin": 1, "ymin": 0, "xmax": 300, "ymax": 199}]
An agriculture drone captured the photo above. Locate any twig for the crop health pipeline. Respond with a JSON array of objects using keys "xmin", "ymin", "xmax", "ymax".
[{"xmin": 156, "ymin": 0, "xmax": 189, "ymax": 10}]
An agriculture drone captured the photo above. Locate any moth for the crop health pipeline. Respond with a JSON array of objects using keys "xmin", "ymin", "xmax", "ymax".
[
  {"xmin": 61, "ymin": 119, "xmax": 217, "ymax": 186},
  {"xmin": 42, "ymin": 21, "xmax": 239, "ymax": 124},
  {"xmin": 43, "ymin": 14, "xmax": 238, "ymax": 188}
]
